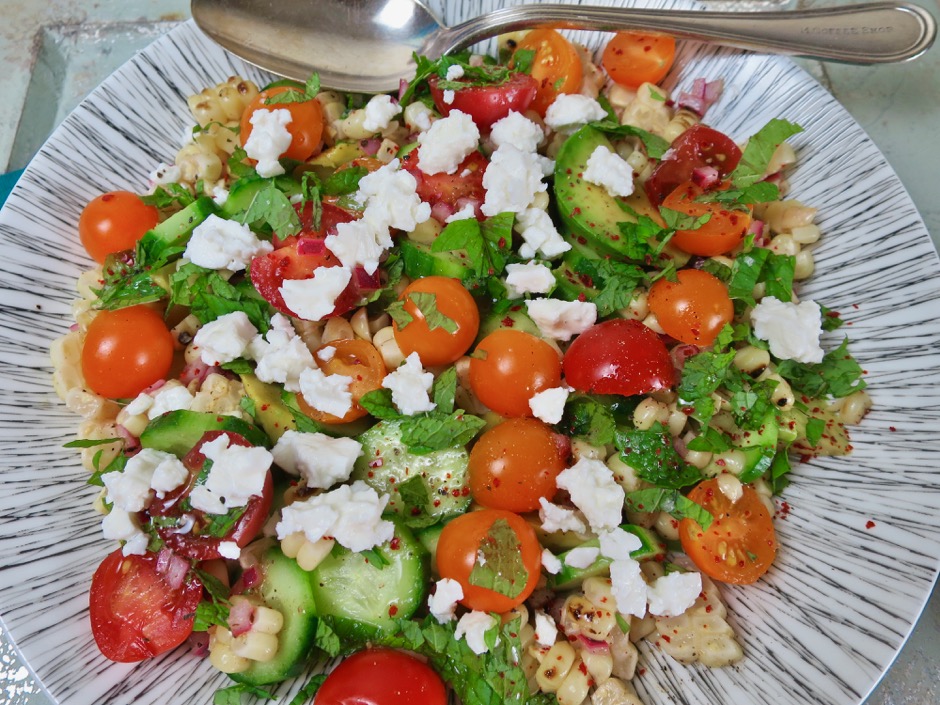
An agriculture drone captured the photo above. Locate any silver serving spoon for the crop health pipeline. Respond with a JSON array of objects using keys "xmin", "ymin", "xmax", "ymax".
[{"xmin": 191, "ymin": 0, "xmax": 936, "ymax": 94}]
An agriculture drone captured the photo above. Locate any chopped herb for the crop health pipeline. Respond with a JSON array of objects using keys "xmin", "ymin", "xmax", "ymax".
[
  {"xmin": 614, "ymin": 424, "xmax": 702, "ymax": 490},
  {"xmin": 776, "ymin": 338, "xmax": 866, "ymax": 399},
  {"xmin": 731, "ymin": 119, "xmax": 803, "ymax": 188},
  {"xmin": 587, "ymin": 122, "xmax": 670, "ymax": 159},
  {"xmin": 624, "ymin": 488, "xmax": 713, "ymax": 529},
  {"xmin": 469, "ymin": 518, "xmax": 527, "ymax": 599}
]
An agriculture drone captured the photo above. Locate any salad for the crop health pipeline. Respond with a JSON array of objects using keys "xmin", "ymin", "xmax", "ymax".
[{"xmin": 50, "ymin": 26, "xmax": 871, "ymax": 705}]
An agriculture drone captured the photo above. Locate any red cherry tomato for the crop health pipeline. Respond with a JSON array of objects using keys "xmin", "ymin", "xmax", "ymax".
[
  {"xmin": 468, "ymin": 329, "xmax": 562, "ymax": 417},
  {"xmin": 315, "ymin": 648, "xmax": 447, "ymax": 705},
  {"xmin": 645, "ymin": 125, "xmax": 743, "ymax": 206},
  {"xmin": 513, "ymin": 29, "xmax": 583, "ymax": 116},
  {"xmin": 679, "ymin": 478, "xmax": 778, "ymax": 584},
  {"xmin": 428, "ymin": 73, "xmax": 538, "ymax": 132},
  {"xmin": 147, "ymin": 431, "xmax": 273, "ymax": 561},
  {"xmin": 240, "ymin": 85, "xmax": 325, "ymax": 161},
  {"xmin": 81, "ymin": 305, "xmax": 175, "ymax": 399},
  {"xmin": 648, "ymin": 269, "xmax": 734, "ymax": 346},
  {"xmin": 469, "ymin": 418, "xmax": 567, "ymax": 512},
  {"xmin": 661, "ymin": 180, "xmax": 752, "ymax": 257},
  {"xmin": 79, "ymin": 191, "xmax": 158, "ymax": 263},
  {"xmin": 89, "ymin": 548, "xmax": 203, "ymax": 662},
  {"xmin": 250, "ymin": 203, "xmax": 376, "ymax": 319},
  {"xmin": 563, "ymin": 319, "xmax": 675, "ymax": 396},
  {"xmin": 392, "ymin": 276, "xmax": 480, "ymax": 367},
  {"xmin": 297, "ymin": 339, "xmax": 387, "ymax": 424},
  {"xmin": 401, "ymin": 149, "xmax": 488, "ymax": 214},
  {"xmin": 602, "ymin": 32, "xmax": 676, "ymax": 89},
  {"xmin": 436, "ymin": 509, "xmax": 541, "ymax": 613}
]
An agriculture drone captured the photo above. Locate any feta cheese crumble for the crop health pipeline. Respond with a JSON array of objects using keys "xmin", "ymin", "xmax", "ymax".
[
  {"xmin": 101, "ymin": 509, "xmax": 149, "ymax": 556},
  {"xmin": 382, "ymin": 352, "xmax": 436, "ymax": 415},
  {"xmin": 750, "ymin": 296, "xmax": 825, "ymax": 363},
  {"xmin": 188, "ymin": 434, "xmax": 273, "ymax": 515},
  {"xmin": 481, "ymin": 147, "xmax": 547, "ymax": 216},
  {"xmin": 505, "ymin": 261, "xmax": 556, "ymax": 298},
  {"xmin": 515, "ymin": 207, "xmax": 571, "ymax": 260},
  {"xmin": 102, "ymin": 447, "xmax": 188, "ymax": 511},
  {"xmin": 555, "ymin": 457, "xmax": 625, "ymax": 532},
  {"xmin": 218, "ymin": 541, "xmax": 242, "ymax": 560},
  {"xmin": 647, "ymin": 571, "xmax": 703, "ymax": 617},
  {"xmin": 280, "ymin": 266, "xmax": 352, "ymax": 321},
  {"xmin": 416, "ymin": 110, "xmax": 480, "ymax": 175},
  {"xmin": 455, "ymin": 610, "xmax": 498, "ymax": 655},
  {"xmin": 609, "ymin": 556, "xmax": 648, "ymax": 618},
  {"xmin": 541, "ymin": 548, "xmax": 563, "ymax": 575},
  {"xmin": 297, "ymin": 366, "xmax": 354, "ymax": 418},
  {"xmin": 276, "ymin": 480, "xmax": 395, "ymax": 552},
  {"xmin": 538, "ymin": 498, "xmax": 587, "ymax": 534},
  {"xmin": 582, "ymin": 145, "xmax": 636, "ymax": 198},
  {"xmin": 534, "ymin": 610, "xmax": 558, "ymax": 647},
  {"xmin": 248, "ymin": 314, "xmax": 315, "ymax": 392},
  {"xmin": 272, "ymin": 430, "xmax": 363, "ymax": 489},
  {"xmin": 490, "ymin": 111, "xmax": 544, "ymax": 153},
  {"xmin": 147, "ymin": 383, "xmax": 195, "ymax": 419},
  {"xmin": 525, "ymin": 298, "xmax": 597, "ymax": 341},
  {"xmin": 428, "ymin": 577, "xmax": 464, "ymax": 624},
  {"xmin": 564, "ymin": 546, "xmax": 600, "ymax": 569},
  {"xmin": 529, "ymin": 386, "xmax": 569, "ymax": 425},
  {"xmin": 193, "ymin": 311, "xmax": 258, "ymax": 366},
  {"xmin": 598, "ymin": 527, "xmax": 643, "ymax": 562},
  {"xmin": 243, "ymin": 108, "xmax": 292, "ymax": 177},
  {"xmin": 184, "ymin": 214, "xmax": 274, "ymax": 271},
  {"xmin": 362, "ymin": 94, "xmax": 400, "ymax": 132},
  {"xmin": 544, "ymin": 94, "xmax": 607, "ymax": 134}
]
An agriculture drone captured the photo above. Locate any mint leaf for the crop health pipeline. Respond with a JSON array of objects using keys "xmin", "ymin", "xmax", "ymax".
[
  {"xmin": 510, "ymin": 48, "xmax": 536, "ymax": 74},
  {"xmin": 280, "ymin": 391, "xmax": 324, "ymax": 434},
  {"xmin": 87, "ymin": 448, "xmax": 128, "ymax": 487},
  {"xmin": 169, "ymin": 262, "xmax": 273, "ymax": 330},
  {"xmin": 469, "ymin": 519, "xmax": 528, "ymax": 599},
  {"xmin": 561, "ymin": 396, "xmax": 617, "ymax": 446},
  {"xmin": 615, "ymin": 425, "xmax": 702, "ymax": 490},
  {"xmin": 677, "ymin": 349, "xmax": 737, "ymax": 424},
  {"xmin": 323, "ymin": 166, "xmax": 367, "ymax": 196},
  {"xmin": 587, "ymin": 122, "xmax": 670, "ymax": 159},
  {"xmin": 432, "ymin": 213, "xmax": 513, "ymax": 281},
  {"xmin": 358, "ymin": 388, "xmax": 402, "ymax": 420},
  {"xmin": 398, "ymin": 475, "xmax": 431, "ymax": 513},
  {"xmin": 432, "ymin": 366, "xmax": 458, "ymax": 414},
  {"xmin": 141, "ymin": 183, "xmax": 196, "ymax": 209},
  {"xmin": 213, "ymin": 683, "xmax": 274, "ymax": 705},
  {"xmin": 386, "ymin": 299, "xmax": 414, "ymax": 329},
  {"xmin": 573, "ymin": 258, "xmax": 645, "ymax": 316},
  {"xmin": 399, "ymin": 410, "xmax": 486, "ymax": 454},
  {"xmin": 288, "ymin": 675, "xmax": 327, "ymax": 705},
  {"xmin": 659, "ymin": 207, "xmax": 711, "ymax": 232},
  {"xmin": 232, "ymin": 180, "xmax": 301, "ymax": 240},
  {"xmin": 64, "ymin": 437, "xmax": 121, "ymax": 448},
  {"xmin": 93, "ymin": 251, "xmax": 168, "ymax": 310},
  {"xmin": 624, "ymin": 488, "xmax": 713, "ymax": 529},
  {"xmin": 408, "ymin": 292, "xmax": 458, "ymax": 333},
  {"xmin": 731, "ymin": 119, "xmax": 803, "ymax": 188},
  {"xmin": 776, "ymin": 338, "xmax": 866, "ymax": 398},
  {"xmin": 228, "ymin": 146, "xmax": 257, "ymax": 179},
  {"xmin": 314, "ymin": 617, "xmax": 342, "ymax": 657},
  {"xmin": 193, "ymin": 600, "xmax": 229, "ymax": 632}
]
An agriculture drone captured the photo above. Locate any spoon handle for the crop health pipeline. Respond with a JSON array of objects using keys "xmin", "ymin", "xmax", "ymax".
[{"xmin": 428, "ymin": 1, "xmax": 936, "ymax": 64}]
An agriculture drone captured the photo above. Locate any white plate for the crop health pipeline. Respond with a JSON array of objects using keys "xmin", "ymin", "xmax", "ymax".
[{"xmin": 1, "ymin": 1, "xmax": 939, "ymax": 703}]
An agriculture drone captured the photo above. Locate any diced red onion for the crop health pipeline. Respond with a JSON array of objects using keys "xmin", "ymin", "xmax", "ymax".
[
  {"xmin": 240, "ymin": 565, "xmax": 262, "ymax": 590},
  {"xmin": 677, "ymin": 78, "xmax": 724, "ymax": 117},
  {"xmin": 454, "ymin": 197, "xmax": 483, "ymax": 220},
  {"xmin": 115, "ymin": 424, "xmax": 140, "ymax": 451},
  {"xmin": 398, "ymin": 79, "xmax": 408, "ymax": 101},
  {"xmin": 431, "ymin": 201, "xmax": 455, "ymax": 223},
  {"xmin": 670, "ymin": 344, "xmax": 701, "ymax": 372},
  {"xmin": 156, "ymin": 548, "xmax": 190, "ymax": 590},
  {"xmin": 156, "ymin": 547, "xmax": 172, "ymax": 574},
  {"xmin": 297, "ymin": 237, "xmax": 327, "ymax": 256},
  {"xmin": 360, "ymin": 138, "xmax": 382, "ymax": 156},
  {"xmin": 228, "ymin": 598, "xmax": 256, "ymax": 637},
  {"xmin": 575, "ymin": 634, "xmax": 611, "ymax": 655},
  {"xmin": 691, "ymin": 166, "xmax": 719, "ymax": 190},
  {"xmin": 673, "ymin": 434, "xmax": 689, "ymax": 459},
  {"xmin": 188, "ymin": 631, "xmax": 210, "ymax": 657},
  {"xmin": 354, "ymin": 266, "xmax": 381, "ymax": 291},
  {"xmin": 179, "ymin": 359, "xmax": 217, "ymax": 386},
  {"xmin": 141, "ymin": 379, "xmax": 166, "ymax": 396},
  {"xmin": 69, "ymin": 323, "xmax": 79, "ymax": 332}
]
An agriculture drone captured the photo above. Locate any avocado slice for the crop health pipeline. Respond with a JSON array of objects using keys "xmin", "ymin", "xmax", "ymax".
[{"xmin": 139, "ymin": 409, "xmax": 270, "ymax": 458}]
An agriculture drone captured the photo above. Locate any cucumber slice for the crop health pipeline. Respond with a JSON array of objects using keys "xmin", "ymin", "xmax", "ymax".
[
  {"xmin": 415, "ymin": 523, "xmax": 445, "ymax": 577},
  {"xmin": 139, "ymin": 410, "xmax": 270, "ymax": 458},
  {"xmin": 477, "ymin": 304, "xmax": 542, "ymax": 340},
  {"xmin": 400, "ymin": 238, "xmax": 474, "ymax": 280},
  {"xmin": 309, "ymin": 519, "xmax": 429, "ymax": 642},
  {"xmin": 547, "ymin": 524, "xmax": 666, "ymax": 591},
  {"xmin": 220, "ymin": 175, "xmax": 301, "ymax": 219},
  {"xmin": 350, "ymin": 420, "xmax": 471, "ymax": 525},
  {"xmin": 230, "ymin": 546, "xmax": 318, "ymax": 686}
]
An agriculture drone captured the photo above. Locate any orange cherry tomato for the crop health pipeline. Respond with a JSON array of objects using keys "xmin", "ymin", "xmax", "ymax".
[
  {"xmin": 78, "ymin": 191, "xmax": 159, "ymax": 264},
  {"xmin": 602, "ymin": 32, "xmax": 676, "ymax": 89},
  {"xmin": 436, "ymin": 509, "xmax": 542, "ymax": 613},
  {"xmin": 514, "ymin": 29, "xmax": 583, "ymax": 116},
  {"xmin": 298, "ymin": 338, "xmax": 387, "ymax": 424},
  {"xmin": 661, "ymin": 180, "xmax": 752, "ymax": 256},
  {"xmin": 81, "ymin": 305, "xmax": 175, "ymax": 399},
  {"xmin": 469, "ymin": 418, "xmax": 567, "ymax": 512},
  {"xmin": 392, "ymin": 276, "xmax": 480, "ymax": 367},
  {"xmin": 469, "ymin": 329, "xmax": 562, "ymax": 417},
  {"xmin": 679, "ymin": 477, "xmax": 778, "ymax": 584},
  {"xmin": 648, "ymin": 269, "xmax": 734, "ymax": 346},
  {"xmin": 239, "ymin": 85, "xmax": 325, "ymax": 162}
]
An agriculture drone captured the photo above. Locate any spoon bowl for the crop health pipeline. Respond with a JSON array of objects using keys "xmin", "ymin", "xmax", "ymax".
[{"xmin": 191, "ymin": 0, "xmax": 937, "ymax": 93}]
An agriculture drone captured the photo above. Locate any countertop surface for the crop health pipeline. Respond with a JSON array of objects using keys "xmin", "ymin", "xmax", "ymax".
[{"xmin": 0, "ymin": 0, "xmax": 938, "ymax": 703}]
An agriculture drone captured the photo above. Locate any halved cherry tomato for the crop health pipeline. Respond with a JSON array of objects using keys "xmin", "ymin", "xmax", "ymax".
[
  {"xmin": 401, "ymin": 148, "xmax": 488, "ymax": 213},
  {"xmin": 79, "ymin": 191, "xmax": 158, "ymax": 263},
  {"xmin": 428, "ymin": 72, "xmax": 538, "ymax": 132},
  {"xmin": 468, "ymin": 329, "xmax": 562, "ymax": 418},
  {"xmin": 297, "ymin": 339, "xmax": 387, "ymax": 424},
  {"xmin": 469, "ymin": 418, "xmax": 568, "ymax": 512},
  {"xmin": 648, "ymin": 269, "xmax": 734, "ymax": 346},
  {"xmin": 239, "ymin": 85, "xmax": 325, "ymax": 162},
  {"xmin": 250, "ymin": 203, "xmax": 377, "ymax": 319},
  {"xmin": 513, "ymin": 29, "xmax": 583, "ymax": 116},
  {"xmin": 81, "ymin": 305, "xmax": 175, "ymax": 399},
  {"xmin": 602, "ymin": 32, "xmax": 676, "ymax": 89},
  {"xmin": 563, "ymin": 319, "xmax": 675, "ymax": 396},
  {"xmin": 661, "ymin": 180, "xmax": 751, "ymax": 256},
  {"xmin": 645, "ymin": 124, "xmax": 743, "ymax": 206},
  {"xmin": 392, "ymin": 276, "xmax": 480, "ymax": 367},
  {"xmin": 89, "ymin": 548, "xmax": 203, "ymax": 662},
  {"xmin": 315, "ymin": 648, "xmax": 447, "ymax": 705},
  {"xmin": 679, "ymin": 477, "xmax": 777, "ymax": 584},
  {"xmin": 147, "ymin": 431, "xmax": 273, "ymax": 561},
  {"xmin": 436, "ymin": 508, "xmax": 541, "ymax": 613}
]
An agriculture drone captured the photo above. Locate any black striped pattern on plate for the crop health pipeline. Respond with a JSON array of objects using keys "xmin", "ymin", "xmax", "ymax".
[{"xmin": 0, "ymin": 0, "xmax": 939, "ymax": 703}]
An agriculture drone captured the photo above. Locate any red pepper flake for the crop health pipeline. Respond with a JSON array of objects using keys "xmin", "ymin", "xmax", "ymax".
[
  {"xmin": 390, "ymin": 537, "xmax": 401, "ymax": 550},
  {"xmin": 865, "ymin": 520, "xmax": 876, "ymax": 529},
  {"xmin": 661, "ymin": 635, "xmax": 671, "ymax": 643},
  {"xmin": 889, "ymin": 426, "xmax": 897, "ymax": 432},
  {"xmin": 388, "ymin": 605, "xmax": 399, "ymax": 616}
]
